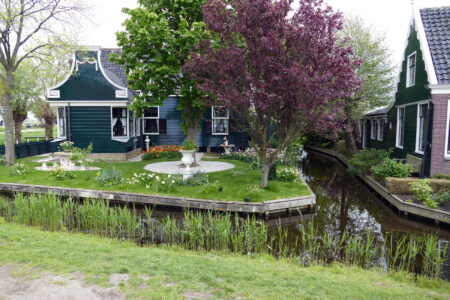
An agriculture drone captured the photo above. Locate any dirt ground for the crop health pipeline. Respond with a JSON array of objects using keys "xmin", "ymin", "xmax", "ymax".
[{"xmin": 0, "ymin": 265, "xmax": 124, "ymax": 300}]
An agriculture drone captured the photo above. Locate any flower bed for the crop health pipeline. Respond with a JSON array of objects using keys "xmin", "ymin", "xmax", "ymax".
[
  {"xmin": 142, "ymin": 145, "xmax": 182, "ymax": 161},
  {"xmin": 218, "ymin": 147, "xmax": 299, "ymax": 168}
]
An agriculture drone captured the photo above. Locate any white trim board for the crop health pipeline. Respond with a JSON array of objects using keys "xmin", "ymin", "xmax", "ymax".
[
  {"xmin": 49, "ymin": 101, "xmax": 130, "ymax": 107},
  {"xmin": 445, "ymin": 99, "xmax": 450, "ymax": 160}
]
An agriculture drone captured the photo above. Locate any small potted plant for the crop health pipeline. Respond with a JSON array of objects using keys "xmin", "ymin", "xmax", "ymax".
[{"xmin": 59, "ymin": 141, "xmax": 74, "ymax": 152}]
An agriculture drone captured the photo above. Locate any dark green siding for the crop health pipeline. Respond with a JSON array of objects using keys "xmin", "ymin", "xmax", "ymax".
[
  {"xmin": 395, "ymin": 24, "xmax": 430, "ymax": 106},
  {"xmin": 50, "ymin": 50, "xmax": 125, "ymax": 101},
  {"xmin": 149, "ymin": 97, "xmax": 247, "ymax": 149},
  {"xmin": 69, "ymin": 107, "xmax": 135, "ymax": 153}
]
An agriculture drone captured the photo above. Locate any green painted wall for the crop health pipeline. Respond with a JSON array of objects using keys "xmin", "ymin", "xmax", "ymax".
[
  {"xmin": 394, "ymin": 24, "xmax": 430, "ymax": 106},
  {"xmin": 49, "ymin": 51, "xmax": 125, "ymax": 101}
]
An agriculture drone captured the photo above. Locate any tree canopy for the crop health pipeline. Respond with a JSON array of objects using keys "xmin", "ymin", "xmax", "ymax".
[
  {"xmin": 111, "ymin": 0, "xmax": 210, "ymax": 141},
  {"xmin": 185, "ymin": 0, "xmax": 361, "ymax": 186}
]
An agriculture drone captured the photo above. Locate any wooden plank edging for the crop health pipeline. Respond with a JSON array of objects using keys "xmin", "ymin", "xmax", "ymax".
[
  {"xmin": 0, "ymin": 182, "xmax": 316, "ymax": 215},
  {"xmin": 304, "ymin": 146, "xmax": 450, "ymax": 225}
]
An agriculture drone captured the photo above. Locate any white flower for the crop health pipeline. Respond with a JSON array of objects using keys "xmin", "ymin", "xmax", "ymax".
[
  {"xmin": 134, "ymin": 173, "xmax": 137, "ymax": 177},
  {"xmin": 168, "ymin": 175, "xmax": 171, "ymax": 178},
  {"xmin": 162, "ymin": 181, "xmax": 165, "ymax": 184},
  {"xmin": 146, "ymin": 185, "xmax": 149, "ymax": 188},
  {"xmin": 172, "ymin": 180, "xmax": 175, "ymax": 183},
  {"xmin": 156, "ymin": 176, "xmax": 160, "ymax": 181}
]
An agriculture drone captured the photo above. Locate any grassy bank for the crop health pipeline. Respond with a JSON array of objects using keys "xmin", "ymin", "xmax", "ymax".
[
  {"xmin": 0, "ymin": 222, "xmax": 448, "ymax": 299},
  {"xmin": 0, "ymin": 157, "xmax": 310, "ymax": 202}
]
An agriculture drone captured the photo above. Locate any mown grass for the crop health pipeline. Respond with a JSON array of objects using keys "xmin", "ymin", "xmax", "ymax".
[
  {"xmin": 0, "ymin": 127, "xmax": 57, "ymax": 144},
  {"xmin": 0, "ymin": 157, "xmax": 310, "ymax": 202},
  {"xmin": 0, "ymin": 221, "xmax": 448, "ymax": 299}
]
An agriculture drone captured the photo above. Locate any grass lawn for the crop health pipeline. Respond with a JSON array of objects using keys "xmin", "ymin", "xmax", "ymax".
[
  {"xmin": 0, "ymin": 156, "xmax": 310, "ymax": 202},
  {"xmin": 0, "ymin": 221, "xmax": 448, "ymax": 299},
  {"xmin": 0, "ymin": 126, "xmax": 57, "ymax": 144}
]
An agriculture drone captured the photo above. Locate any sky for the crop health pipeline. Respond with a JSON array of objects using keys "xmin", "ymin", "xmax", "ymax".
[{"xmin": 82, "ymin": 0, "xmax": 450, "ymax": 66}]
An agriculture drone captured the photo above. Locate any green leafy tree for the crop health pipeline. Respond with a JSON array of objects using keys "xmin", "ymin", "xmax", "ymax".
[
  {"xmin": 0, "ymin": 0, "xmax": 86, "ymax": 165},
  {"xmin": 111, "ymin": 0, "xmax": 209, "ymax": 142},
  {"xmin": 340, "ymin": 16, "xmax": 396, "ymax": 154}
]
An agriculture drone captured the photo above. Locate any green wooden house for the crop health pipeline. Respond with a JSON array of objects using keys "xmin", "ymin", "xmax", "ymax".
[
  {"xmin": 361, "ymin": 6, "xmax": 450, "ymax": 177},
  {"xmin": 46, "ymin": 46, "xmax": 247, "ymax": 160}
]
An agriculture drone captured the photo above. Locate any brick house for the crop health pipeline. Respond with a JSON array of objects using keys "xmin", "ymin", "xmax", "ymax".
[{"xmin": 361, "ymin": 6, "xmax": 450, "ymax": 177}]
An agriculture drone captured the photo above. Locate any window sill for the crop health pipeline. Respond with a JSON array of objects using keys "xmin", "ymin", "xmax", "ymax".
[
  {"xmin": 377, "ymin": 138, "xmax": 383, "ymax": 141},
  {"xmin": 143, "ymin": 133, "xmax": 159, "ymax": 135},
  {"xmin": 51, "ymin": 137, "xmax": 66, "ymax": 143},
  {"xmin": 444, "ymin": 155, "xmax": 450, "ymax": 161},
  {"xmin": 395, "ymin": 145, "xmax": 404, "ymax": 149},
  {"xmin": 415, "ymin": 150, "xmax": 424, "ymax": 155},
  {"xmin": 112, "ymin": 137, "xmax": 130, "ymax": 143},
  {"xmin": 212, "ymin": 133, "xmax": 229, "ymax": 135}
]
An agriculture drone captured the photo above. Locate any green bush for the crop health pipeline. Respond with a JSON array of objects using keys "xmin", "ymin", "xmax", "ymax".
[
  {"xmin": 8, "ymin": 162, "xmax": 27, "ymax": 176},
  {"xmin": 95, "ymin": 168, "xmax": 123, "ymax": 187},
  {"xmin": 277, "ymin": 166, "xmax": 299, "ymax": 182},
  {"xmin": 336, "ymin": 140, "xmax": 346, "ymax": 154},
  {"xmin": 410, "ymin": 180, "xmax": 437, "ymax": 209},
  {"xmin": 348, "ymin": 148, "xmax": 392, "ymax": 175},
  {"xmin": 431, "ymin": 172, "xmax": 450, "ymax": 180},
  {"xmin": 182, "ymin": 140, "xmax": 198, "ymax": 151},
  {"xmin": 51, "ymin": 164, "xmax": 75, "ymax": 180},
  {"xmin": 370, "ymin": 158, "xmax": 412, "ymax": 179},
  {"xmin": 431, "ymin": 191, "xmax": 450, "ymax": 205},
  {"xmin": 0, "ymin": 155, "xmax": 5, "ymax": 165},
  {"xmin": 180, "ymin": 172, "xmax": 209, "ymax": 186}
]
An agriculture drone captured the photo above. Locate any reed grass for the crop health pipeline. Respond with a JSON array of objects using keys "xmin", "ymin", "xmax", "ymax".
[{"xmin": 0, "ymin": 193, "xmax": 447, "ymax": 279}]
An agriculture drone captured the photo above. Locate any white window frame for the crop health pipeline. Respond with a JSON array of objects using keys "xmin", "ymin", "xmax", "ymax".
[
  {"xmin": 211, "ymin": 106, "xmax": 229, "ymax": 135},
  {"xmin": 415, "ymin": 103, "xmax": 428, "ymax": 155},
  {"xmin": 56, "ymin": 107, "xmax": 66, "ymax": 139},
  {"xmin": 143, "ymin": 106, "xmax": 159, "ymax": 135},
  {"xmin": 370, "ymin": 119, "xmax": 377, "ymax": 140},
  {"xmin": 445, "ymin": 99, "xmax": 450, "ymax": 160},
  {"xmin": 128, "ymin": 111, "xmax": 141, "ymax": 137},
  {"xmin": 406, "ymin": 52, "xmax": 416, "ymax": 88},
  {"xmin": 377, "ymin": 119, "xmax": 384, "ymax": 141},
  {"xmin": 111, "ymin": 106, "xmax": 129, "ymax": 141},
  {"xmin": 396, "ymin": 106, "xmax": 405, "ymax": 149}
]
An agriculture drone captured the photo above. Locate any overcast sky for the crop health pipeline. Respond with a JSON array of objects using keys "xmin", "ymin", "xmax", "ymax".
[{"xmin": 82, "ymin": 0, "xmax": 450, "ymax": 66}]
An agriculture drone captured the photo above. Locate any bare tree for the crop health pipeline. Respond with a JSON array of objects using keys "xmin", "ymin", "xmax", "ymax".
[
  {"xmin": 32, "ymin": 99, "xmax": 55, "ymax": 140},
  {"xmin": 0, "ymin": 0, "xmax": 86, "ymax": 165}
]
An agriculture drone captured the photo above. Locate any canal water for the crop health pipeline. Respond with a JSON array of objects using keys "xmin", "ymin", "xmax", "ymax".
[{"xmin": 149, "ymin": 150, "xmax": 450, "ymax": 278}]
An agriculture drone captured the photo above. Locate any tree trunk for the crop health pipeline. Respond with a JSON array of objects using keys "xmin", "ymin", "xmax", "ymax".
[
  {"xmin": 13, "ymin": 112, "xmax": 27, "ymax": 144},
  {"xmin": 186, "ymin": 118, "xmax": 200, "ymax": 142},
  {"xmin": 261, "ymin": 161, "xmax": 270, "ymax": 188},
  {"xmin": 3, "ymin": 71, "xmax": 15, "ymax": 165},
  {"xmin": 343, "ymin": 131, "xmax": 358, "ymax": 156},
  {"xmin": 44, "ymin": 118, "xmax": 54, "ymax": 140}
]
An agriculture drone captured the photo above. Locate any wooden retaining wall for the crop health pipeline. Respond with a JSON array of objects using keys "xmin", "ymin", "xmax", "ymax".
[
  {"xmin": 0, "ymin": 182, "xmax": 316, "ymax": 217},
  {"xmin": 305, "ymin": 146, "xmax": 450, "ymax": 226}
]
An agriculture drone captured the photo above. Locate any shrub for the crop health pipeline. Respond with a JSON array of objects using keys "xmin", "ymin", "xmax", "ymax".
[
  {"xmin": 59, "ymin": 141, "xmax": 74, "ymax": 151},
  {"xmin": 182, "ymin": 140, "xmax": 198, "ymax": 151},
  {"xmin": 336, "ymin": 140, "xmax": 346, "ymax": 154},
  {"xmin": 180, "ymin": 172, "xmax": 209, "ymax": 186},
  {"xmin": 431, "ymin": 191, "xmax": 450, "ymax": 205},
  {"xmin": 349, "ymin": 148, "xmax": 392, "ymax": 175},
  {"xmin": 201, "ymin": 180, "xmax": 221, "ymax": 194},
  {"xmin": 8, "ymin": 162, "xmax": 27, "ymax": 176},
  {"xmin": 142, "ymin": 145, "xmax": 182, "ymax": 161},
  {"xmin": 70, "ymin": 143, "xmax": 93, "ymax": 170},
  {"xmin": 410, "ymin": 180, "xmax": 437, "ymax": 209},
  {"xmin": 277, "ymin": 166, "xmax": 299, "ymax": 182},
  {"xmin": 431, "ymin": 172, "xmax": 450, "ymax": 180},
  {"xmin": 246, "ymin": 184, "xmax": 264, "ymax": 201},
  {"xmin": 95, "ymin": 168, "xmax": 123, "ymax": 187},
  {"xmin": 51, "ymin": 164, "xmax": 75, "ymax": 180},
  {"xmin": 0, "ymin": 155, "xmax": 5, "ymax": 165},
  {"xmin": 370, "ymin": 158, "xmax": 412, "ymax": 179}
]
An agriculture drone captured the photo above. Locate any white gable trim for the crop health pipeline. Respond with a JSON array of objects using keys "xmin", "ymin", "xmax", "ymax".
[
  {"xmin": 413, "ymin": 6, "xmax": 438, "ymax": 85},
  {"xmin": 48, "ymin": 101, "xmax": 129, "ymax": 107},
  {"xmin": 97, "ymin": 49, "xmax": 128, "ymax": 98},
  {"xmin": 46, "ymin": 53, "xmax": 76, "ymax": 99}
]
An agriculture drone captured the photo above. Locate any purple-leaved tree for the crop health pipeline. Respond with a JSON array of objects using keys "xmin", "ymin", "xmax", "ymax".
[{"xmin": 184, "ymin": 0, "xmax": 361, "ymax": 187}]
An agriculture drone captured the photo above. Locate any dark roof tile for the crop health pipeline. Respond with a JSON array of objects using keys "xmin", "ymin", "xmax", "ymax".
[{"xmin": 420, "ymin": 7, "xmax": 450, "ymax": 84}]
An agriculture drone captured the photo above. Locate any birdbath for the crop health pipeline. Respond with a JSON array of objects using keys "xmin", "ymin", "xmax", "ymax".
[
  {"xmin": 180, "ymin": 150, "xmax": 196, "ymax": 180},
  {"xmin": 221, "ymin": 137, "xmax": 234, "ymax": 154}
]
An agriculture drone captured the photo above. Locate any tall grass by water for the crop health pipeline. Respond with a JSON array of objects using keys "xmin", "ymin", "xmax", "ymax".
[{"xmin": 0, "ymin": 193, "xmax": 447, "ymax": 279}]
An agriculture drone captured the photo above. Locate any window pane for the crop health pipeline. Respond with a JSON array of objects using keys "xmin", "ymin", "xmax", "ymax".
[
  {"xmin": 213, "ymin": 107, "xmax": 228, "ymax": 118},
  {"xmin": 144, "ymin": 119, "xmax": 158, "ymax": 134},
  {"xmin": 144, "ymin": 107, "xmax": 158, "ymax": 118},
  {"xmin": 58, "ymin": 108, "xmax": 65, "ymax": 137},
  {"xmin": 112, "ymin": 107, "xmax": 127, "ymax": 137},
  {"xmin": 213, "ymin": 119, "xmax": 228, "ymax": 133}
]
